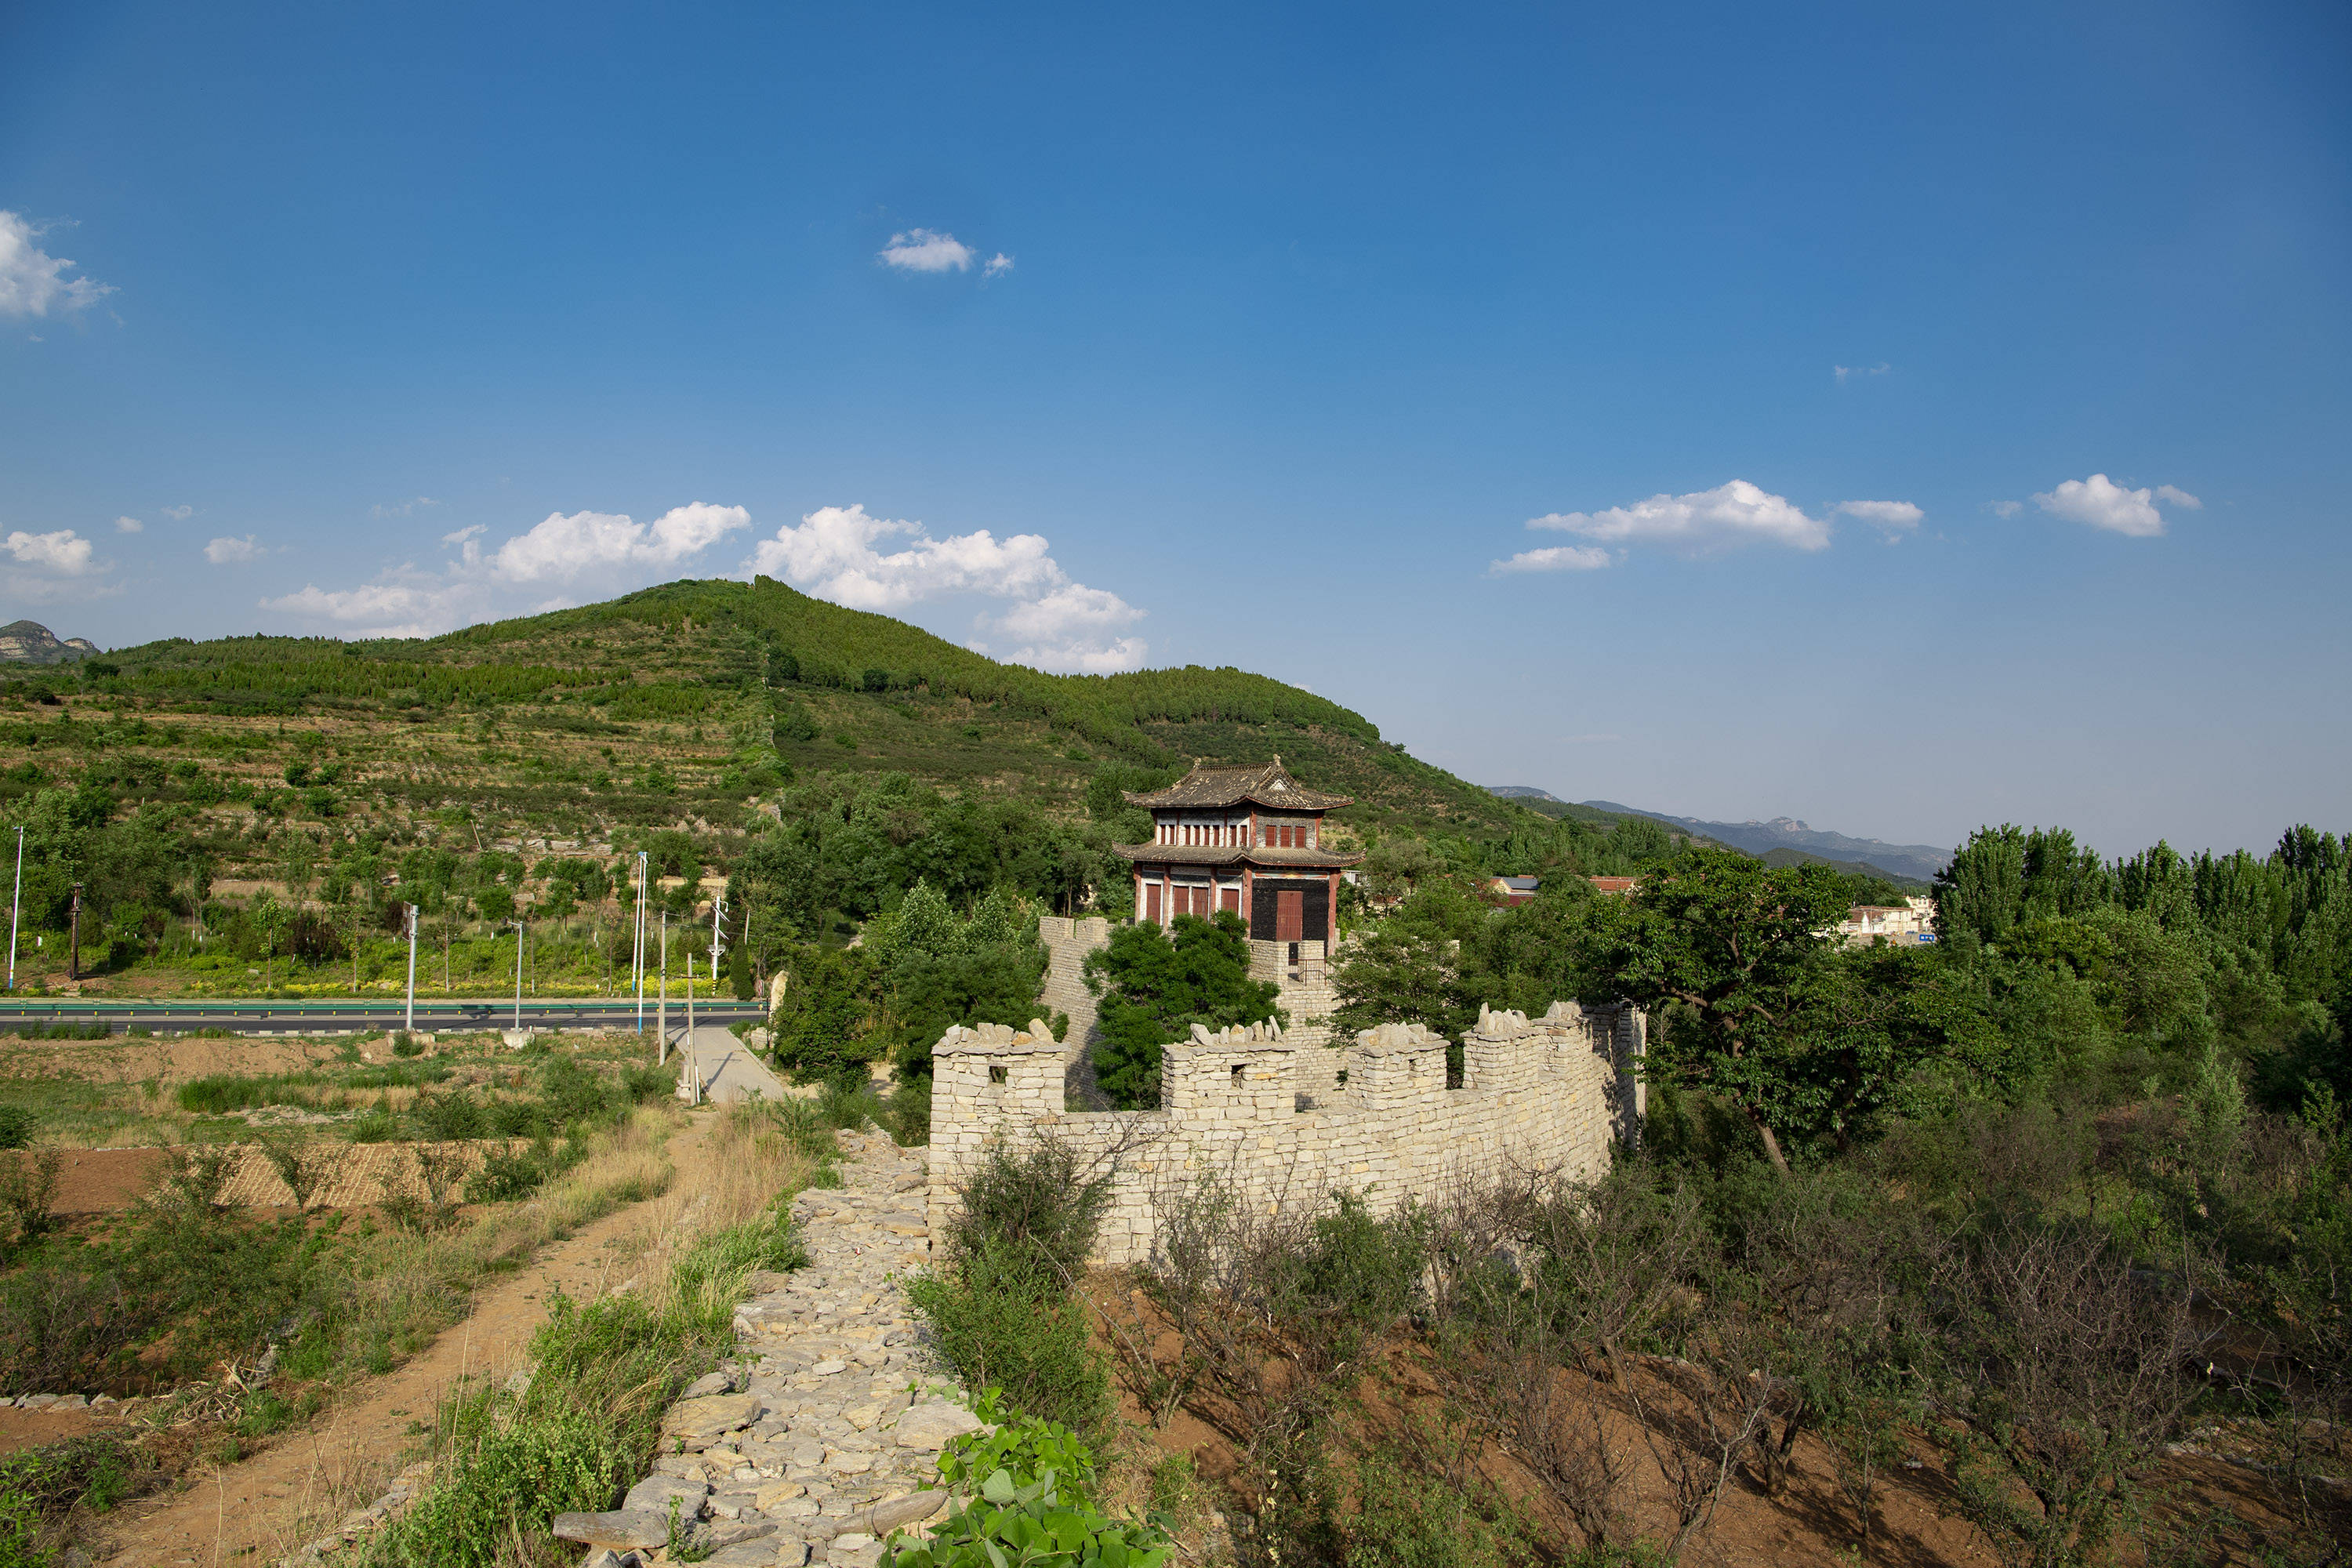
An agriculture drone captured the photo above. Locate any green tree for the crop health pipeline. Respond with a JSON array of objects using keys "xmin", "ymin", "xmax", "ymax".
[
  {"xmin": 1936, "ymin": 826, "xmax": 2028, "ymax": 946},
  {"xmin": 771, "ymin": 945, "xmax": 882, "ymax": 1084},
  {"xmin": 1083, "ymin": 910, "xmax": 1281, "ymax": 1109},
  {"xmin": 250, "ymin": 893, "xmax": 290, "ymax": 989},
  {"xmin": 1583, "ymin": 848, "xmax": 1859, "ymax": 1174},
  {"xmin": 1331, "ymin": 880, "xmax": 1490, "ymax": 1044}
]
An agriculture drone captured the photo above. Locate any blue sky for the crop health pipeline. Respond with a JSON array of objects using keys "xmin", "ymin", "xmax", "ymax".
[{"xmin": 2, "ymin": 1, "xmax": 2347, "ymax": 858}]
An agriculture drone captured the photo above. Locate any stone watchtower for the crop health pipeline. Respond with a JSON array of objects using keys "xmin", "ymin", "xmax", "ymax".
[{"xmin": 1112, "ymin": 758, "xmax": 1363, "ymax": 949}]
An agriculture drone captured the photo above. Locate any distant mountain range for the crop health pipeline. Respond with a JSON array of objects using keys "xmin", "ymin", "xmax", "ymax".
[
  {"xmin": 1487, "ymin": 786, "xmax": 1947, "ymax": 884},
  {"xmin": 0, "ymin": 621, "xmax": 100, "ymax": 665},
  {"xmin": 1579, "ymin": 801, "xmax": 1951, "ymax": 884}
]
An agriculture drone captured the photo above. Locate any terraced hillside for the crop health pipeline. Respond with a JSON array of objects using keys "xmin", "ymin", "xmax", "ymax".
[
  {"xmin": 23, "ymin": 577, "xmax": 1522, "ymax": 839},
  {"xmin": 0, "ymin": 576, "xmax": 1641, "ymax": 994}
]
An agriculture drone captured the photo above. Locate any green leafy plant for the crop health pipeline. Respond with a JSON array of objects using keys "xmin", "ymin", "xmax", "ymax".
[{"xmin": 885, "ymin": 1392, "xmax": 1174, "ymax": 1568}]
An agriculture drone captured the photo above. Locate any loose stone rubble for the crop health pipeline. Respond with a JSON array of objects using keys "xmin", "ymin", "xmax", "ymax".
[{"xmin": 561, "ymin": 1127, "xmax": 973, "ymax": 1568}]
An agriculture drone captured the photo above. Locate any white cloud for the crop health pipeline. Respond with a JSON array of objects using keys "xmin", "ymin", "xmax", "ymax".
[
  {"xmin": 267, "ymin": 501, "xmax": 750, "ymax": 640},
  {"xmin": 1529, "ymin": 480, "xmax": 1831, "ymax": 554},
  {"xmin": 267, "ymin": 497, "xmax": 1149, "ymax": 670},
  {"xmin": 746, "ymin": 503, "xmax": 1149, "ymax": 673},
  {"xmin": 4, "ymin": 530, "xmax": 96, "ymax": 575},
  {"xmin": 1834, "ymin": 499, "xmax": 1922, "ymax": 535},
  {"xmin": 0, "ymin": 212, "xmax": 114, "ymax": 320},
  {"xmin": 1834, "ymin": 363, "xmax": 1891, "ymax": 382},
  {"xmin": 1490, "ymin": 545, "xmax": 1613, "ymax": 575},
  {"xmin": 485, "ymin": 502, "xmax": 750, "ymax": 585},
  {"xmin": 878, "ymin": 229, "xmax": 979, "ymax": 274},
  {"xmin": 1991, "ymin": 499, "xmax": 2023, "ymax": 518},
  {"xmin": 984, "ymin": 252, "xmax": 1014, "ymax": 278},
  {"xmin": 260, "ymin": 571, "xmax": 485, "ymax": 640},
  {"xmin": 2032, "ymin": 473, "xmax": 2192, "ymax": 538},
  {"xmin": 161, "ymin": 505, "xmax": 193, "ymax": 521},
  {"xmin": 114, "ymin": 516, "xmax": 143, "ymax": 534},
  {"xmin": 2154, "ymin": 485, "xmax": 2202, "ymax": 510},
  {"xmin": 205, "ymin": 535, "xmax": 262, "ymax": 564},
  {"xmin": 746, "ymin": 504, "xmax": 1062, "ymax": 609},
  {"xmin": 370, "ymin": 496, "xmax": 438, "ymax": 519}
]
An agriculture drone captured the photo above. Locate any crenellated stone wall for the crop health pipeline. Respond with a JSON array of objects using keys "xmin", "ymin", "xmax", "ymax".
[{"xmin": 926, "ymin": 999, "xmax": 1645, "ymax": 1266}]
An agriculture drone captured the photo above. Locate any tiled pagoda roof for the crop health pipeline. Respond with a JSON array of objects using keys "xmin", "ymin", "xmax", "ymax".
[{"xmin": 1121, "ymin": 758, "xmax": 1353, "ymax": 812}]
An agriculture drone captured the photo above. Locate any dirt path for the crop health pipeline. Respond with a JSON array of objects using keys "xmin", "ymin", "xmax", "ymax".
[{"xmin": 94, "ymin": 1116, "xmax": 723, "ymax": 1566}]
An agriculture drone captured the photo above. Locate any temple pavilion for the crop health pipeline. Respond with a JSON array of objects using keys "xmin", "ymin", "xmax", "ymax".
[{"xmin": 1114, "ymin": 758, "xmax": 1363, "ymax": 943}]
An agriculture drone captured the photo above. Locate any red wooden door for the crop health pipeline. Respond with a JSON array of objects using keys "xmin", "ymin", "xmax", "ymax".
[
  {"xmin": 1276, "ymin": 891, "xmax": 1304, "ymax": 942},
  {"xmin": 1219, "ymin": 885, "xmax": 1240, "ymax": 914},
  {"xmin": 1145, "ymin": 884, "xmax": 1161, "ymax": 924}
]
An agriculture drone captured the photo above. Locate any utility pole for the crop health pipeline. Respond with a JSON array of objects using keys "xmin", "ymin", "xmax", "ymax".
[
  {"xmin": 68, "ymin": 884, "xmax": 82, "ymax": 983},
  {"xmin": 657, "ymin": 911, "xmax": 669, "ymax": 1065},
  {"xmin": 5, "ymin": 826, "xmax": 22, "ymax": 993},
  {"xmin": 684, "ymin": 951, "xmax": 697, "ymax": 1105},
  {"xmin": 633, "ymin": 851, "xmax": 648, "ymax": 1034},
  {"xmin": 404, "ymin": 902, "xmax": 419, "ymax": 1034},
  {"xmin": 510, "ymin": 918, "xmax": 525, "ymax": 1032},
  {"xmin": 692, "ymin": 891, "xmax": 726, "ymax": 1106},
  {"xmin": 709, "ymin": 891, "xmax": 728, "ymax": 996}
]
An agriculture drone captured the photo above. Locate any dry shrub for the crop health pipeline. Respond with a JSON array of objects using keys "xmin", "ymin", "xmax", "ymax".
[
  {"xmin": 1427, "ymin": 1161, "xmax": 1708, "ymax": 1552},
  {"xmin": 1939, "ymin": 1223, "xmax": 2201, "ymax": 1568}
]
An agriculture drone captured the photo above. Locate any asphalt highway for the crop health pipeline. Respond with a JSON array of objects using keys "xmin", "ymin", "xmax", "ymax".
[{"xmin": 0, "ymin": 996, "xmax": 766, "ymax": 1034}]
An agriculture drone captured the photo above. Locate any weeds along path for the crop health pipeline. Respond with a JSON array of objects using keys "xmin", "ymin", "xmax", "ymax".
[
  {"xmin": 602, "ymin": 1127, "xmax": 967, "ymax": 1568},
  {"xmin": 96, "ymin": 1113, "xmax": 727, "ymax": 1567}
]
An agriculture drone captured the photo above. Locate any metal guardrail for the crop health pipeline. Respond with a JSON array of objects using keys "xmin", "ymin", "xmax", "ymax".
[{"xmin": 0, "ymin": 997, "xmax": 765, "ymax": 1027}]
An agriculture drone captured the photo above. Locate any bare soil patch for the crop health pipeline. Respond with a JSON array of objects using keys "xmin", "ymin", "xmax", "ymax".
[
  {"xmin": 37, "ymin": 1139, "xmax": 540, "ymax": 1215},
  {"xmin": 0, "ymin": 1035, "xmax": 348, "ymax": 1087}
]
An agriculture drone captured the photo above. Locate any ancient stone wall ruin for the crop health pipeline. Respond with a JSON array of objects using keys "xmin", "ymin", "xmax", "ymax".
[{"xmin": 926, "ymin": 999, "xmax": 1645, "ymax": 1267}]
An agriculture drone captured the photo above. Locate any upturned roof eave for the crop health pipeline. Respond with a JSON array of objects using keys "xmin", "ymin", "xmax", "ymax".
[{"xmin": 1112, "ymin": 844, "xmax": 1366, "ymax": 869}]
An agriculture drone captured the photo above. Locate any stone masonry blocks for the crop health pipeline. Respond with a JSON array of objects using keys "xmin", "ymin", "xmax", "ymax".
[{"xmin": 928, "ymin": 996, "xmax": 1644, "ymax": 1266}]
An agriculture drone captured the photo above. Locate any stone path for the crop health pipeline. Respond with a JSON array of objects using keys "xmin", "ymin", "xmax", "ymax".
[{"xmin": 560, "ymin": 1127, "xmax": 981, "ymax": 1568}]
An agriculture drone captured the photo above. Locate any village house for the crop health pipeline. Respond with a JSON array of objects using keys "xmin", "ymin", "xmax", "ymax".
[{"xmin": 1836, "ymin": 895, "xmax": 1937, "ymax": 946}]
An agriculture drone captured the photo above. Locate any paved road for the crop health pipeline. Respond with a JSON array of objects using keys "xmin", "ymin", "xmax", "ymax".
[
  {"xmin": 0, "ymin": 996, "xmax": 767, "ymax": 1034},
  {"xmin": 670, "ymin": 1021, "xmax": 789, "ymax": 1105}
]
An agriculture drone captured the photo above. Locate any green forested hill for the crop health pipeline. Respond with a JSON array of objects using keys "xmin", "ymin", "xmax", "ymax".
[
  {"xmin": 2, "ymin": 575, "xmax": 1661, "ymax": 988},
  {"xmin": 55, "ymin": 575, "xmax": 1530, "ymax": 838}
]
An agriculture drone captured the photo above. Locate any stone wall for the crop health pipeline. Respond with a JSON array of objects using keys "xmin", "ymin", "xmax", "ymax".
[
  {"xmin": 1036, "ymin": 916, "xmax": 1112, "ymax": 1109},
  {"xmin": 926, "ymin": 998, "xmax": 1644, "ymax": 1267},
  {"xmin": 1033, "ymin": 917, "xmax": 1345, "ymax": 1109}
]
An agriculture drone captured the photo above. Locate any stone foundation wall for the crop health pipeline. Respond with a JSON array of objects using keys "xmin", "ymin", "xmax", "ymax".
[{"xmin": 927, "ymin": 998, "xmax": 1643, "ymax": 1267}]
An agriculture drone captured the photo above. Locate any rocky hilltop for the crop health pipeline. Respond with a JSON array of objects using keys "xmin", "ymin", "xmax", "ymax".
[{"xmin": 0, "ymin": 620, "xmax": 100, "ymax": 665}]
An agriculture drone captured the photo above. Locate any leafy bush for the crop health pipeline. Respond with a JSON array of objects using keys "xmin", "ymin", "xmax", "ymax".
[
  {"xmin": 0, "ymin": 1108, "xmax": 33, "ymax": 1153},
  {"xmin": 907, "ymin": 1243, "xmax": 1109, "ymax": 1437},
  {"xmin": 0, "ymin": 1434, "xmax": 153, "ymax": 1563},
  {"xmin": 939, "ymin": 1139, "xmax": 1112, "ymax": 1287},
  {"xmin": 913, "ymin": 1140, "xmax": 1116, "ymax": 1435},
  {"xmin": 463, "ymin": 1143, "xmax": 553, "ymax": 1204},
  {"xmin": 884, "ymin": 1392, "xmax": 1173, "ymax": 1568}
]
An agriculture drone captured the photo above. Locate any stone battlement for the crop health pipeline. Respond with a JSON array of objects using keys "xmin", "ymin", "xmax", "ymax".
[{"xmin": 927, "ymin": 998, "xmax": 1644, "ymax": 1266}]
